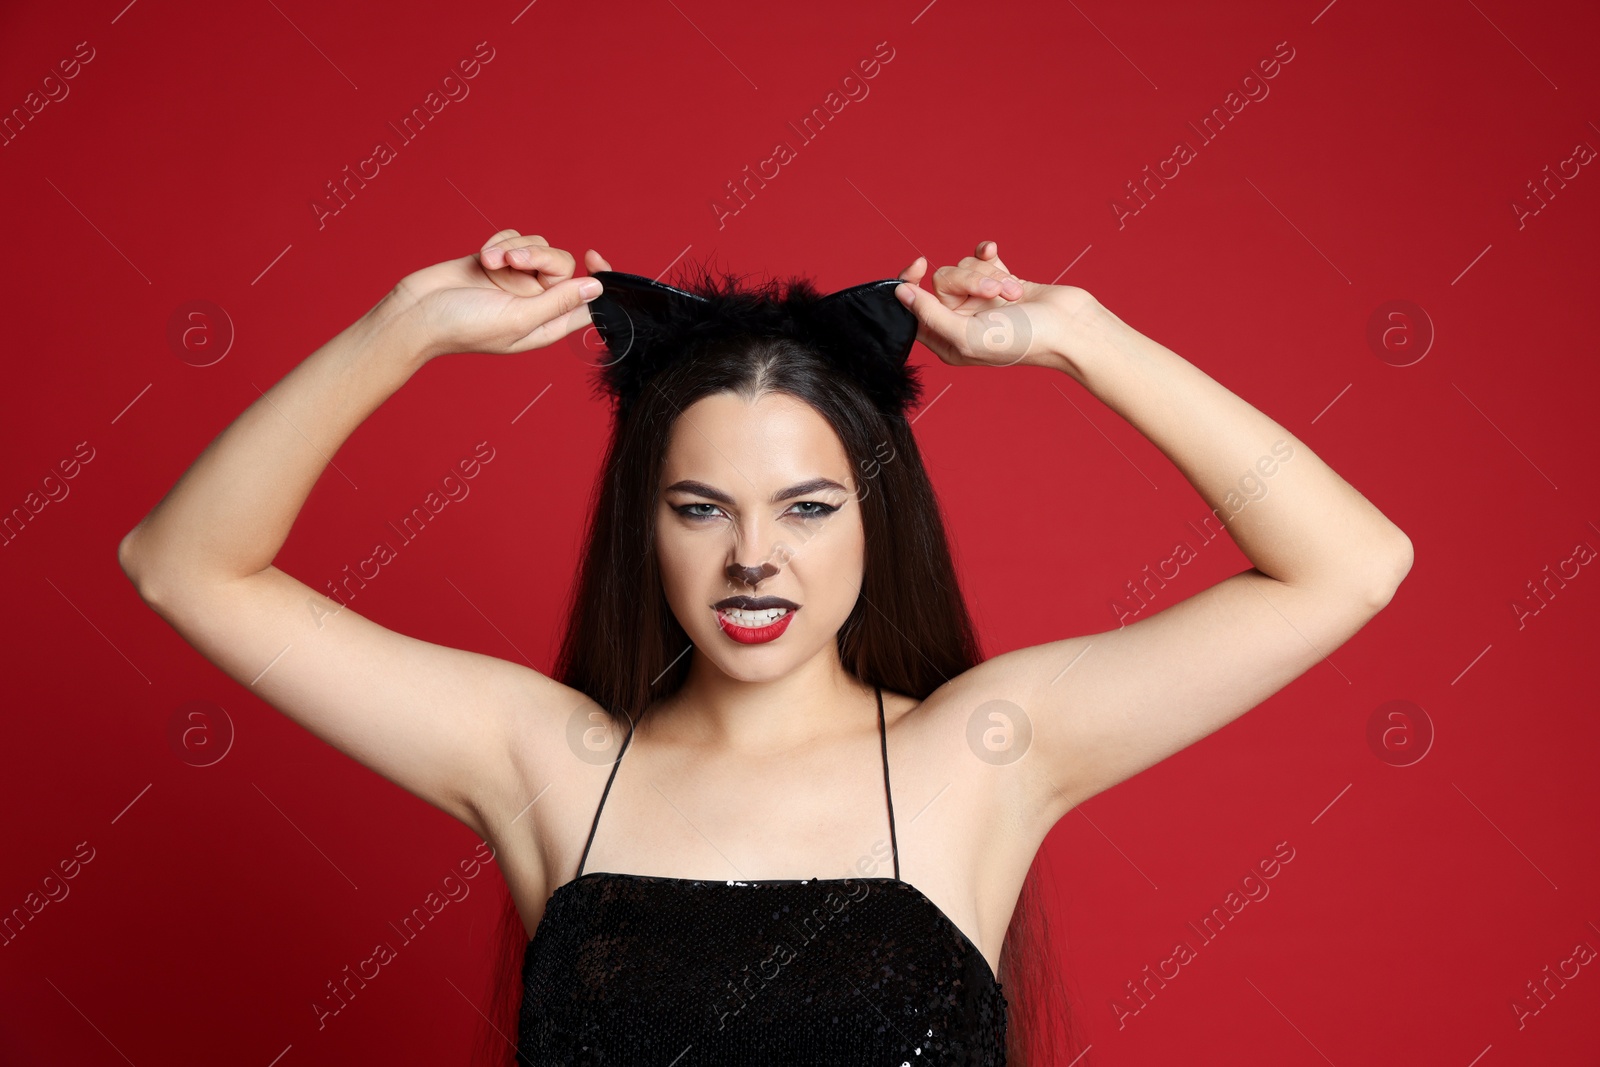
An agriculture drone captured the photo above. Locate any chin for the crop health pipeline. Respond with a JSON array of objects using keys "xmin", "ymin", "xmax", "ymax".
[
  {"xmin": 689, "ymin": 640, "xmax": 785, "ymax": 680},
  {"xmin": 714, "ymin": 659, "xmax": 792, "ymax": 684}
]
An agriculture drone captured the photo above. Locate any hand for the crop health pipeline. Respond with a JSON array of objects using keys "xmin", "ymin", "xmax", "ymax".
[
  {"xmin": 892, "ymin": 241, "xmax": 1098, "ymax": 370},
  {"xmin": 382, "ymin": 230, "xmax": 614, "ymax": 361}
]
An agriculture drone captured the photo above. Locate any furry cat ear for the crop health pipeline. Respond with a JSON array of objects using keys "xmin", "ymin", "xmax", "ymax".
[{"xmin": 585, "ymin": 268, "xmax": 921, "ymax": 420}]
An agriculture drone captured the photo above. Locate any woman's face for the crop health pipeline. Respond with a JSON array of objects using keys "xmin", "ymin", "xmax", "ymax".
[{"xmin": 656, "ymin": 390, "xmax": 864, "ymax": 681}]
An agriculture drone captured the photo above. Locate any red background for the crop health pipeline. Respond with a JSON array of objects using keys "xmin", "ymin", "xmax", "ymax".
[{"xmin": 3, "ymin": 0, "xmax": 1598, "ymax": 1063}]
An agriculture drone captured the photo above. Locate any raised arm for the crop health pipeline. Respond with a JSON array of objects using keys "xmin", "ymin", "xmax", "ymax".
[
  {"xmin": 894, "ymin": 243, "xmax": 1413, "ymax": 830},
  {"xmin": 118, "ymin": 231, "xmax": 607, "ymax": 839}
]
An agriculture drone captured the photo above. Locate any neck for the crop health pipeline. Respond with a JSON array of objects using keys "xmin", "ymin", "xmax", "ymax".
[{"xmin": 651, "ymin": 647, "xmax": 875, "ymax": 756}]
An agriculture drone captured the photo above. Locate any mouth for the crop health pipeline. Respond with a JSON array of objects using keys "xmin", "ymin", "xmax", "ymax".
[{"xmin": 711, "ymin": 595, "xmax": 799, "ymax": 640}]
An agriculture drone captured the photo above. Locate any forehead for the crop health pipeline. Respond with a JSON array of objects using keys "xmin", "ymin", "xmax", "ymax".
[{"xmin": 661, "ymin": 391, "xmax": 850, "ymax": 489}]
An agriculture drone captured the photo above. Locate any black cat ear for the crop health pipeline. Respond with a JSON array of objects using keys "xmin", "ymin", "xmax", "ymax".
[
  {"xmin": 585, "ymin": 270, "xmax": 705, "ymax": 362},
  {"xmin": 791, "ymin": 278, "xmax": 922, "ymax": 418},
  {"xmin": 809, "ymin": 279, "xmax": 919, "ymax": 369},
  {"xmin": 584, "ymin": 268, "xmax": 922, "ymax": 419},
  {"xmin": 585, "ymin": 271, "xmax": 708, "ymax": 411}
]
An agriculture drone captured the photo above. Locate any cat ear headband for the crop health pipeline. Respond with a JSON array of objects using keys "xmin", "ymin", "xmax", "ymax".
[{"xmin": 584, "ymin": 267, "xmax": 922, "ymax": 421}]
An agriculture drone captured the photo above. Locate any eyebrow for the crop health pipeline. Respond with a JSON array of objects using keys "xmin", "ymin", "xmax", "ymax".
[{"xmin": 662, "ymin": 477, "xmax": 849, "ymax": 505}]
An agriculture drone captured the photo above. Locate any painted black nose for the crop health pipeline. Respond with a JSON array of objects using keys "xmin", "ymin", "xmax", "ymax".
[{"xmin": 726, "ymin": 561, "xmax": 778, "ymax": 588}]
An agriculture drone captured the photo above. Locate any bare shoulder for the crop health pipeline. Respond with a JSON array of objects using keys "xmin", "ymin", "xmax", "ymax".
[
  {"xmin": 882, "ymin": 675, "xmax": 1041, "ymax": 840},
  {"xmin": 472, "ymin": 669, "xmax": 630, "ymax": 930},
  {"xmin": 878, "ymin": 676, "xmax": 1048, "ymax": 966},
  {"xmin": 885, "ymin": 667, "xmax": 1054, "ymax": 840}
]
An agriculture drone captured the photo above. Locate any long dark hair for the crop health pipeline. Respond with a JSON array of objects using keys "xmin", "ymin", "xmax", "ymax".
[{"xmin": 473, "ymin": 267, "xmax": 1084, "ymax": 1065}]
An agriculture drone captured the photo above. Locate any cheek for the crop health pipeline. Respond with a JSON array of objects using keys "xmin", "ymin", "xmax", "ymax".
[
  {"xmin": 656, "ymin": 526, "xmax": 722, "ymax": 609},
  {"xmin": 655, "ymin": 533, "xmax": 692, "ymax": 599},
  {"xmin": 799, "ymin": 526, "xmax": 865, "ymax": 605}
]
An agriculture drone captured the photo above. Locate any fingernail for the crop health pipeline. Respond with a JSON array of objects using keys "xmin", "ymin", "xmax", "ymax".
[
  {"xmin": 511, "ymin": 248, "xmax": 531, "ymax": 264},
  {"xmin": 578, "ymin": 278, "xmax": 602, "ymax": 300}
]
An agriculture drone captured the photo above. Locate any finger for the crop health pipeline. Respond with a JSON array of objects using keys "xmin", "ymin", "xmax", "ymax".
[
  {"xmin": 481, "ymin": 233, "xmax": 554, "ymax": 270},
  {"xmin": 955, "ymin": 252, "xmax": 1015, "ymax": 278},
  {"xmin": 585, "ymin": 249, "xmax": 614, "ymax": 273},
  {"xmin": 526, "ymin": 244, "xmax": 575, "ymax": 284},
  {"xmin": 481, "ymin": 231, "xmax": 545, "ymax": 265},
  {"xmin": 948, "ymin": 257, "xmax": 1022, "ymax": 300},
  {"xmin": 895, "ymin": 281, "xmax": 968, "ymax": 352},
  {"xmin": 507, "ymin": 275, "xmax": 605, "ymax": 353},
  {"xmin": 476, "ymin": 241, "xmax": 540, "ymax": 275},
  {"xmin": 486, "ymin": 235, "xmax": 563, "ymax": 264},
  {"xmin": 482, "ymin": 228, "xmax": 521, "ymax": 252},
  {"xmin": 974, "ymin": 240, "xmax": 1015, "ymax": 274},
  {"xmin": 483, "ymin": 242, "xmax": 574, "ymax": 281},
  {"xmin": 897, "ymin": 256, "xmax": 927, "ymax": 285},
  {"xmin": 960, "ymin": 238, "xmax": 1015, "ymax": 277},
  {"xmin": 933, "ymin": 264, "xmax": 1020, "ymax": 305}
]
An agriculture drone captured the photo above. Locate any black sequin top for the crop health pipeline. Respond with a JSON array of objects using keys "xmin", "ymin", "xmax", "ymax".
[{"xmin": 519, "ymin": 686, "xmax": 1009, "ymax": 1065}]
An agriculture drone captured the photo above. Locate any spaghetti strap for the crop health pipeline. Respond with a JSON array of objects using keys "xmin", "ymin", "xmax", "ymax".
[
  {"xmin": 875, "ymin": 685, "xmax": 901, "ymax": 881},
  {"xmin": 576, "ymin": 715, "xmax": 634, "ymax": 878}
]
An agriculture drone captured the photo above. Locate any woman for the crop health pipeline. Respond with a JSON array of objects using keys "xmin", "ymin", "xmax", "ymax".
[{"xmin": 118, "ymin": 230, "xmax": 1412, "ymax": 1065}]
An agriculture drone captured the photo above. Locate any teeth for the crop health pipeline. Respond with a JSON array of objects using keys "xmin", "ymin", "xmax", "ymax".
[{"xmin": 720, "ymin": 607, "xmax": 789, "ymax": 626}]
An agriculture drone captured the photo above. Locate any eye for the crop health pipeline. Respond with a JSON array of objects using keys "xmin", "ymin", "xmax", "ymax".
[
  {"xmin": 670, "ymin": 501, "xmax": 840, "ymax": 521},
  {"xmin": 788, "ymin": 501, "xmax": 839, "ymax": 518},
  {"xmin": 674, "ymin": 503, "xmax": 724, "ymax": 520}
]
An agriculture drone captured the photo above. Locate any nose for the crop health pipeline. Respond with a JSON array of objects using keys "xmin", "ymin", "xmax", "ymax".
[{"xmin": 726, "ymin": 560, "xmax": 779, "ymax": 589}]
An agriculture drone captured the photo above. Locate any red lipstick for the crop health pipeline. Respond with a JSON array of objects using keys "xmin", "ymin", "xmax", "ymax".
[{"xmin": 714, "ymin": 609, "xmax": 796, "ymax": 644}]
